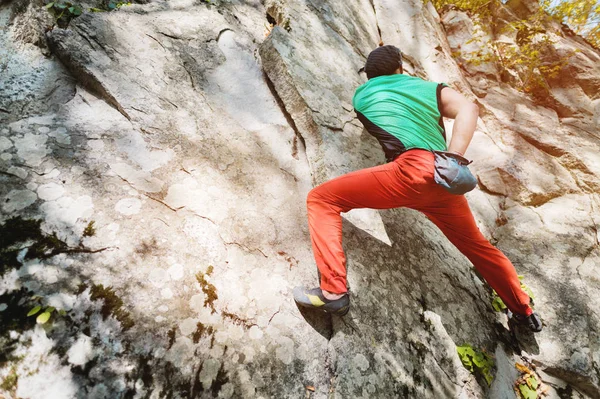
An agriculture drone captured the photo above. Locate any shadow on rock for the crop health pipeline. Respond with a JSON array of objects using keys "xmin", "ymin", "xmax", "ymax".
[{"xmin": 295, "ymin": 303, "xmax": 334, "ymax": 340}]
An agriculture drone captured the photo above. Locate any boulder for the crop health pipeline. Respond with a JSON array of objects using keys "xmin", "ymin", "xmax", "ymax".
[
  {"xmin": 1, "ymin": 0, "xmax": 599, "ymax": 397},
  {"xmin": 441, "ymin": 10, "xmax": 499, "ymax": 81}
]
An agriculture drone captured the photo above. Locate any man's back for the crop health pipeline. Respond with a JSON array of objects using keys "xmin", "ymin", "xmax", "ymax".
[{"xmin": 353, "ymin": 74, "xmax": 447, "ymax": 161}]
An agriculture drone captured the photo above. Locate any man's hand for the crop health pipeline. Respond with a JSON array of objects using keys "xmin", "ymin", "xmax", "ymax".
[{"xmin": 439, "ymin": 87, "xmax": 479, "ymax": 156}]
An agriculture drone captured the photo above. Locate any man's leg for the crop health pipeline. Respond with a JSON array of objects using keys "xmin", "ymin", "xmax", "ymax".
[
  {"xmin": 305, "ymin": 157, "xmax": 427, "ymax": 296},
  {"xmin": 420, "ymin": 194, "xmax": 533, "ymax": 316}
]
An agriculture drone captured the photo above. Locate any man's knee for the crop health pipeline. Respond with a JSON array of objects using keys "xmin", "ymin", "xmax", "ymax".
[{"xmin": 307, "ymin": 187, "xmax": 323, "ymax": 206}]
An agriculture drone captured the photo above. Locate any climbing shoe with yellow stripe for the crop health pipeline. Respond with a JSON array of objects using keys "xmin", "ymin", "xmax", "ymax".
[{"xmin": 293, "ymin": 287, "xmax": 350, "ymax": 316}]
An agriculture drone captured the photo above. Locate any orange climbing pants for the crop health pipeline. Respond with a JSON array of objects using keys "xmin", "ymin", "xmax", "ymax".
[{"xmin": 306, "ymin": 149, "xmax": 532, "ymax": 316}]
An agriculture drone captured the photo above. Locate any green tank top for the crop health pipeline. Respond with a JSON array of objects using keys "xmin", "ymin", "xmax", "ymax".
[{"xmin": 353, "ymin": 74, "xmax": 448, "ymax": 159}]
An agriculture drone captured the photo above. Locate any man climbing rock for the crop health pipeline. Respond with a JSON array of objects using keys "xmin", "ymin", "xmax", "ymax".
[{"xmin": 293, "ymin": 45, "xmax": 542, "ymax": 333}]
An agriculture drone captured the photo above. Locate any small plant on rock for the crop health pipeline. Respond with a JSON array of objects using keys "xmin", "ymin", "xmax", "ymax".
[
  {"xmin": 27, "ymin": 301, "xmax": 66, "ymax": 325},
  {"xmin": 492, "ymin": 275, "xmax": 535, "ymax": 312},
  {"xmin": 514, "ymin": 361, "xmax": 547, "ymax": 398},
  {"xmin": 90, "ymin": 0, "xmax": 131, "ymax": 12},
  {"xmin": 83, "ymin": 220, "xmax": 96, "ymax": 237},
  {"xmin": 457, "ymin": 344, "xmax": 495, "ymax": 385},
  {"xmin": 0, "ymin": 365, "xmax": 19, "ymax": 394},
  {"xmin": 44, "ymin": 0, "xmax": 83, "ymax": 27}
]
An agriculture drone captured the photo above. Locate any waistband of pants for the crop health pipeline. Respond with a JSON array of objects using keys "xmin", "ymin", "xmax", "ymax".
[{"xmin": 392, "ymin": 148, "xmax": 435, "ymax": 163}]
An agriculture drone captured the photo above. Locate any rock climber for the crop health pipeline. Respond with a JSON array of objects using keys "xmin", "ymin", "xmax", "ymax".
[{"xmin": 293, "ymin": 45, "xmax": 542, "ymax": 333}]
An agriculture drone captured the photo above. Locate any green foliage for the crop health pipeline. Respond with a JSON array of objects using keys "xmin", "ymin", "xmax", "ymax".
[
  {"xmin": 26, "ymin": 304, "xmax": 59, "ymax": 324},
  {"xmin": 27, "ymin": 305, "xmax": 42, "ymax": 317},
  {"xmin": 430, "ymin": 0, "xmax": 495, "ymax": 16},
  {"xmin": 103, "ymin": 0, "xmax": 131, "ymax": 11},
  {"xmin": 491, "ymin": 275, "xmax": 534, "ymax": 312},
  {"xmin": 44, "ymin": 1, "xmax": 83, "ymax": 27},
  {"xmin": 499, "ymin": 12, "xmax": 572, "ymax": 95},
  {"xmin": 519, "ymin": 382, "xmax": 537, "ymax": 399},
  {"xmin": 427, "ymin": 0, "xmax": 578, "ymax": 98},
  {"xmin": 45, "ymin": 0, "xmax": 131, "ymax": 25},
  {"xmin": 89, "ymin": 284, "xmax": 135, "ymax": 330},
  {"xmin": 541, "ymin": 0, "xmax": 600, "ymax": 48},
  {"xmin": 36, "ymin": 310, "xmax": 52, "ymax": 324},
  {"xmin": 515, "ymin": 362, "xmax": 542, "ymax": 398},
  {"xmin": 456, "ymin": 344, "xmax": 495, "ymax": 385},
  {"xmin": 26, "ymin": 300, "xmax": 61, "ymax": 325},
  {"xmin": 0, "ymin": 365, "xmax": 18, "ymax": 393},
  {"xmin": 491, "ymin": 292, "xmax": 507, "ymax": 312},
  {"xmin": 83, "ymin": 221, "xmax": 96, "ymax": 237},
  {"xmin": 430, "ymin": 0, "xmax": 599, "ymax": 48}
]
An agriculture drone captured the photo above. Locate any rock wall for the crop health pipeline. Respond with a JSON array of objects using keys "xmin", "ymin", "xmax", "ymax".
[{"xmin": 0, "ymin": 0, "xmax": 599, "ymax": 398}]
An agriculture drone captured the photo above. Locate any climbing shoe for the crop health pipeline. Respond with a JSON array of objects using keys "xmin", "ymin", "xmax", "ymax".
[
  {"xmin": 293, "ymin": 286, "xmax": 350, "ymax": 316},
  {"xmin": 509, "ymin": 311, "xmax": 543, "ymax": 333}
]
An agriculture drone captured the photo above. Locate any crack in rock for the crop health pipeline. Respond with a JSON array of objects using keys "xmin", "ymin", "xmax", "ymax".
[
  {"xmin": 369, "ymin": 0, "xmax": 383, "ymax": 45},
  {"xmin": 47, "ymin": 23, "xmax": 131, "ymax": 120},
  {"xmin": 261, "ymin": 69, "xmax": 308, "ymax": 163},
  {"xmin": 222, "ymin": 241, "xmax": 268, "ymax": 258}
]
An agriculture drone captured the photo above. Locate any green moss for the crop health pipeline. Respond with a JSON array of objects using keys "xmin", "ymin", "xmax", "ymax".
[
  {"xmin": 221, "ymin": 310, "xmax": 256, "ymax": 329},
  {"xmin": 89, "ymin": 284, "xmax": 134, "ymax": 330},
  {"xmin": 195, "ymin": 266, "xmax": 218, "ymax": 314},
  {"xmin": 76, "ymin": 283, "xmax": 89, "ymax": 295},
  {"xmin": 0, "ymin": 365, "xmax": 18, "ymax": 393},
  {"xmin": 83, "ymin": 221, "xmax": 96, "ymax": 237},
  {"xmin": 457, "ymin": 344, "xmax": 495, "ymax": 386}
]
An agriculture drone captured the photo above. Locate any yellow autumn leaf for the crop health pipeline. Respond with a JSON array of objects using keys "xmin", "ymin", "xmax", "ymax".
[{"xmin": 515, "ymin": 362, "xmax": 533, "ymax": 375}]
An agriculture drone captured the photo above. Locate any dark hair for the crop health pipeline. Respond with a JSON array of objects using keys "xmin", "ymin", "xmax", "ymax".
[{"xmin": 362, "ymin": 45, "xmax": 403, "ymax": 79}]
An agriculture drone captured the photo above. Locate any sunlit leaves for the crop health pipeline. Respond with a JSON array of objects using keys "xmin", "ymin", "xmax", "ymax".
[
  {"xmin": 514, "ymin": 362, "xmax": 545, "ymax": 398},
  {"xmin": 457, "ymin": 344, "xmax": 495, "ymax": 385},
  {"xmin": 427, "ymin": 0, "xmax": 579, "ymax": 96},
  {"xmin": 542, "ymin": 0, "xmax": 600, "ymax": 48},
  {"xmin": 27, "ymin": 304, "xmax": 64, "ymax": 325},
  {"xmin": 27, "ymin": 305, "xmax": 42, "ymax": 317},
  {"xmin": 36, "ymin": 311, "xmax": 52, "ymax": 324},
  {"xmin": 492, "ymin": 275, "xmax": 535, "ymax": 312}
]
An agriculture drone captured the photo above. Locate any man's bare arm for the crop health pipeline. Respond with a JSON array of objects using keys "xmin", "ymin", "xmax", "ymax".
[{"xmin": 439, "ymin": 87, "xmax": 479, "ymax": 156}]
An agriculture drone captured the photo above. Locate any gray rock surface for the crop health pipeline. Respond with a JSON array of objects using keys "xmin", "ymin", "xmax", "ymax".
[{"xmin": 1, "ymin": 0, "xmax": 599, "ymax": 398}]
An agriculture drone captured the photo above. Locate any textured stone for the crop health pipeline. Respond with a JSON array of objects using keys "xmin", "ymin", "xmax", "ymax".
[{"xmin": 0, "ymin": 0, "xmax": 599, "ymax": 397}]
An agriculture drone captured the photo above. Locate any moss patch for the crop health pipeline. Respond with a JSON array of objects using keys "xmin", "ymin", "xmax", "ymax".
[
  {"xmin": 83, "ymin": 221, "xmax": 96, "ymax": 237},
  {"xmin": 222, "ymin": 310, "xmax": 256, "ymax": 329},
  {"xmin": 89, "ymin": 284, "xmax": 135, "ymax": 330},
  {"xmin": 0, "ymin": 365, "xmax": 18, "ymax": 393},
  {"xmin": 192, "ymin": 322, "xmax": 214, "ymax": 344},
  {"xmin": 195, "ymin": 266, "xmax": 218, "ymax": 314}
]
